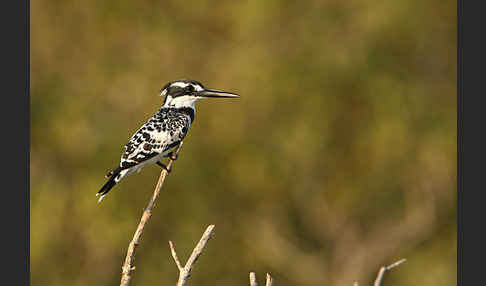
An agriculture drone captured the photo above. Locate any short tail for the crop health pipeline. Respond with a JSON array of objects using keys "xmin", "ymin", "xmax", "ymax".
[{"xmin": 96, "ymin": 167, "xmax": 123, "ymax": 203}]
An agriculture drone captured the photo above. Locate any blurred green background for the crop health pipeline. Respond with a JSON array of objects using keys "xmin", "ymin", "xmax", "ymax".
[{"xmin": 31, "ymin": 0, "xmax": 456, "ymax": 285}]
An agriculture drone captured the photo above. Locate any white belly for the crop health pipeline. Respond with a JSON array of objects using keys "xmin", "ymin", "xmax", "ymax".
[{"xmin": 121, "ymin": 149, "xmax": 170, "ymax": 178}]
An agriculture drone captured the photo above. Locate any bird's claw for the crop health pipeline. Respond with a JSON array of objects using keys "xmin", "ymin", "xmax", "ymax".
[
  {"xmin": 157, "ymin": 161, "xmax": 172, "ymax": 173},
  {"xmin": 168, "ymin": 152, "xmax": 178, "ymax": 161}
]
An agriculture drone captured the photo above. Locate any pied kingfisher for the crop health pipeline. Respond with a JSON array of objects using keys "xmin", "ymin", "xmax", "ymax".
[{"xmin": 96, "ymin": 79, "xmax": 239, "ymax": 202}]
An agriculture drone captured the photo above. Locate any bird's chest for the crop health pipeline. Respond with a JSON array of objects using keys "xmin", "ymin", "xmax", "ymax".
[{"xmin": 154, "ymin": 115, "xmax": 190, "ymax": 140}]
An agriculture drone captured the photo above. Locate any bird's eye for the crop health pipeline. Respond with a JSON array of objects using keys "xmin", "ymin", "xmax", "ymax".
[{"xmin": 186, "ymin": 85, "xmax": 195, "ymax": 93}]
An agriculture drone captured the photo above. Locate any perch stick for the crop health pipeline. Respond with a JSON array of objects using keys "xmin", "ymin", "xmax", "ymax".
[{"xmin": 119, "ymin": 142, "xmax": 184, "ymax": 286}]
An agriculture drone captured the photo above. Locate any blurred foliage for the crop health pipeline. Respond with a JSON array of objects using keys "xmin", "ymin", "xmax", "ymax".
[{"xmin": 31, "ymin": 0, "xmax": 456, "ymax": 285}]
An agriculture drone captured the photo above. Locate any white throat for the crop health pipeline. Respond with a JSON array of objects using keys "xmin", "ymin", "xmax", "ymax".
[{"xmin": 163, "ymin": 95, "xmax": 199, "ymax": 109}]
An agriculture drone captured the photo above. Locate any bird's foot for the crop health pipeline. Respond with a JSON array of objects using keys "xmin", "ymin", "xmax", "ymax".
[
  {"xmin": 157, "ymin": 161, "xmax": 172, "ymax": 173},
  {"xmin": 168, "ymin": 151, "xmax": 178, "ymax": 161}
]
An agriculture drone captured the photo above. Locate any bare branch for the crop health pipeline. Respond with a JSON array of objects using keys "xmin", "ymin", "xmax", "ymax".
[
  {"xmin": 373, "ymin": 258, "xmax": 406, "ymax": 286},
  {"xmin": 119, "ymin": 142, "xmax": 184, "ymax": 286},
  {"xmin": 249, "ymin": 272, "xmax": 273, "ymax": 286},
  {"xmin": 265, "ymin": 273, "xmax": 273, "ymax": 286},
  {"xmin": 169, "ymin": 241, "xmax": 183, "ymax": 271},
  {"xmin": 184, "ymin": 225, "xmax": 215, "ymax": 272},
  {"xmin": 249, "ymin": 272, "xmax": 259, "ymax": 286},
  {"xmin": 169, "ymin": 225, "xmax": 216, "ymax": 286},
  {"xmin": 374, "ymin": 267, "xmax": 386, "ymax": 286},
  {"xmin": 385, "ymin": 258, "xmax": 406, "ymax": 270}
]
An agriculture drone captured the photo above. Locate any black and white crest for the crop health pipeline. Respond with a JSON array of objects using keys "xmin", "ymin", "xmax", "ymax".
[{"xmin": 96, "ymin": 79, "xmax": 239, "ymax": 202}]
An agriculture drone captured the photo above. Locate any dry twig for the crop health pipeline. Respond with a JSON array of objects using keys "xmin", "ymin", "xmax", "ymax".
[
  {"xmin": 373, "ymin": 258, "xmax": 406, "ymax": 286},
  {"xmin": 119, "ymin": 142, "xmax": 184, "ymax": 286},
  {"xmin": 169, "ymin": 225, "xmax": 216, "ymax": 286},
  {"xmin": 249, "ymin": 272, "xmax": 274, "ymax": 286},
  {"xmin": 352, "ymin": 259, "xmax": 406, "ymax": 286},
  {"xmin": 249, "ymin": 272, "xmax": 259, "ymax": 286},
  {"xmin": 265, "ymin": 273, "xmax": 274, "ymax": 286}
]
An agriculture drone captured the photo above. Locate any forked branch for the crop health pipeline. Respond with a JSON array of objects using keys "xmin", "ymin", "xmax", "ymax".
[{"xmin": 169, "ymin": 225, "xmax": 216, "ymax": 286}]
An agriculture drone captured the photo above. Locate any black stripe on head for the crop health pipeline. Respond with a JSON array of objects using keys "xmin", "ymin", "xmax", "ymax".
[
  {"xmin": 184, "ymin": 79, "xmax": 204, "ymax": 88},
  {"xmin": 160, "ymin": 79, "xmax": 205, "ymax": 104},
  {"xmin": 160, "ymin": 82, "xmax": 172, "ymax": 93},
  {"xmin": 160, "ymin": 79, "xmax": 204, "ymax": 93}
]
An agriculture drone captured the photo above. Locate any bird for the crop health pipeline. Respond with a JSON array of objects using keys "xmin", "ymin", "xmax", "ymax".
[{"xmin": 96, "ymin": 79, "xmax": 239, "ymax": 202}]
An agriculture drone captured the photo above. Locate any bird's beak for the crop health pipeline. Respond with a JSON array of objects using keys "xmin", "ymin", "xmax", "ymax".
[{"xmin": 197, "ymin": 88, "xmax": 240, "ymax": 98}]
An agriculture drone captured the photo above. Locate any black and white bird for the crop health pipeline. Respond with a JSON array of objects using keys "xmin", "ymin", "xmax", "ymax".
[{"xmin": 96, "ymin": 79, "xmax": 239, "ymax": 202}]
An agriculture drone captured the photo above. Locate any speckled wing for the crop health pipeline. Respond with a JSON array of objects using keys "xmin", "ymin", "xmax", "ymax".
[{"xmin": 119, "ymin": 108, "xmax": 191, "ymax": 169}]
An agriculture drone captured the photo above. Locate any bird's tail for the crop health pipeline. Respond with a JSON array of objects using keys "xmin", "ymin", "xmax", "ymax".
[{"xmin": 96, "ymin": 167, "xmax": 124, "ymax": 203}]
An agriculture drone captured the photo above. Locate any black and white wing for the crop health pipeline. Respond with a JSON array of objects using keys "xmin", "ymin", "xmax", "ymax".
[
  {"xmin": 98, "ymin": 107, "xmax": 193, "ymax": 202},
  {"xmin": 119, "ymin": 108, "xmax": 191, "ymax": 169}
]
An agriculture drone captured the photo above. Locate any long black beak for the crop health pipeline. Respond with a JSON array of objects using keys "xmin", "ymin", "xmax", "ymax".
[{"xmin": 197, "ymin": 88, "xmax": 240, "ymax": 98}]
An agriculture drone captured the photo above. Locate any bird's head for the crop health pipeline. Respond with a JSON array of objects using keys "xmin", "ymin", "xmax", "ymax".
[{"xmin": 160, "ymin": 79, "xmax": 239, "ymax": 109}]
